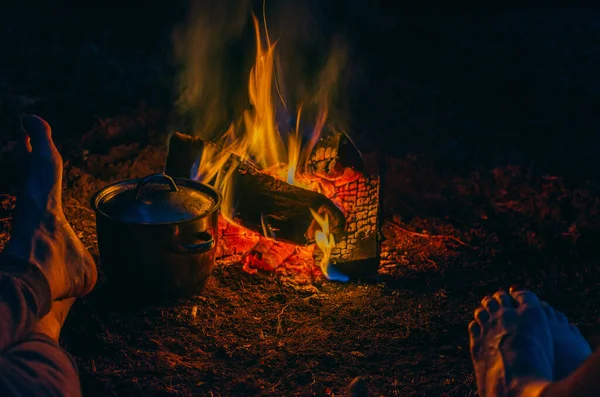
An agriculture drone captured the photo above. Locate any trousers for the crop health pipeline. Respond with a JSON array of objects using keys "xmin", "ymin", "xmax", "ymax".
[{"xmin": 0, "ymin": 254, "xmax": 81, "ymax": 397}]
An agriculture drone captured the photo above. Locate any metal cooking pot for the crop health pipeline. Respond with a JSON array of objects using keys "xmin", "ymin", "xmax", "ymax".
[{"xmin": 90, "ymin": 173, "xmax": 221, "ymax": 300}]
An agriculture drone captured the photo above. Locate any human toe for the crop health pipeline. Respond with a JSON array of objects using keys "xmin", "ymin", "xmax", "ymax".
[
  {"xmin": 474, "ymin": 306, "xmax": 490, "ymax": 328},
  {"xmin": 492, "ymin": 289, "xmax": 512, "ymax": 308},
  {"xmin": 22, "ymin": 115, "xmax": 60, "ymax": 163},
  {"xmin": 509, "ymin": 286, "xmax": 541, "ymax": 306},
  {"xmin": 469, "ymin": 320, "xmax": 481, "ymax": 339},
  {"xmin": 481, "ymin": 295, "xmax": 501, "ymax": 314}
]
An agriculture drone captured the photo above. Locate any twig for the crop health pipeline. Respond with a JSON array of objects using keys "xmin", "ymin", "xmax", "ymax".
[
  {"xmin": 270, "ymin": 370, "xmax": 297, "ymax": 392},
  {"xmin": 420, "ymin": 253, "xmax": 437, "ymax": 269},
  {"xmin": 386, "ymin": 220, "xmax": 473, "ymax": 249},
  {"xmin": 275, "ymin": 293, "xmax": 317, "ymax": 334},
  {"xmin": 276, "ymin": 303, "xmax": 292, "ymax": 335},
  {"xmin": 0, "ymin": 217, "xmax": 12, "ymax": 222}
]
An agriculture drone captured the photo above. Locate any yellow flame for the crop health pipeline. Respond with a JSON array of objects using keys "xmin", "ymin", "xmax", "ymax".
[
  {"xmin": 309, "ymin": 209, "xmax": 336, "ymax": 279},
  {"xmin": 191, "ymin": 12, "xmax": 328, "ymax": 193},
  {"xmin": 189, "ymin": 11, "xmax": 342, "ymax": 264},
  {"xmin": 243, "ymin": 14, "xmax": 285, "ymax": 170}
]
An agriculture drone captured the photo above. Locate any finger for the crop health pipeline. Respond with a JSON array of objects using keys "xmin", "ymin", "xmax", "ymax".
[
  {"xmin": 22, "ymin": 115, "xmax": 54, "ymax": 156},
  {"xmin": 509, "ymin": 287, "xmax": 540, "ymax": 306},
  {"xmin": 474, "ymin": 307, "xmax": 490, "ymax": 326},
  {"xmin": 482, "ymin": 296, "xmax": 500, "ymax": 313},
  {"xmin": 492, "ymin": 290, "xmax": 512, "ymax": 308}
]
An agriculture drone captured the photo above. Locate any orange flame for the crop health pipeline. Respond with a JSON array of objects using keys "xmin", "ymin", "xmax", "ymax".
[
  {"xmin": 192, "ymin": 12, "xmax": 329, "ymax": 210},
  {"xmin": 189, "ymin": 11, "xmax": 342, "ymax": 280}
]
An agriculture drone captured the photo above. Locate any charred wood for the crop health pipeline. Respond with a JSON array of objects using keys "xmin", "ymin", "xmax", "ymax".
[
  {"xmin": 313, "ymin": 152, "xmax": 382, "ymax": 278},
  {"xmin": 164, "ymin": 132, "xmax": 346, "ymax": 245},
  {"xmin": 306, "ymin": 131, "xmax": 364, "ymax": 179},
  {"xmin": 164, "ymin": 132, "xmax": 206, "ymax": 179}
]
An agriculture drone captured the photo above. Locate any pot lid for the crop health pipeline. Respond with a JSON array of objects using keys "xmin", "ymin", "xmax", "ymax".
[{"xmin": 92, "ymin": 174, "xmax": 220, "ymax": 224}]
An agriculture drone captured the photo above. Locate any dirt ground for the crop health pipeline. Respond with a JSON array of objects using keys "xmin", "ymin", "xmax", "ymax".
[
  {"xmin": 1, "ymin": 111, "xmax": 600, "ymax": 396},
  {"xmin": 2, "ymin": 4, "xmax": 600, "ymax": 396}
]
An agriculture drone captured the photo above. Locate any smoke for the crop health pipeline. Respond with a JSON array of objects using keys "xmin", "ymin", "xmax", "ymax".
[
  {"xmin": 263, "ymin": 0, "xmax": 351, "ymax": 132},
  {"xmin": 173, "ymin": 0, "xmax": 352, "ymax": 141},
  {"xmin": 172, "ymin": 0, "xmax": 253, "ymax": 140}
]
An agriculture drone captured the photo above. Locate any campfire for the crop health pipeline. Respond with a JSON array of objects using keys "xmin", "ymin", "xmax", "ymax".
[{"xmin": 165, "ymin": 12, "xmax": 381, "ymax": 285}]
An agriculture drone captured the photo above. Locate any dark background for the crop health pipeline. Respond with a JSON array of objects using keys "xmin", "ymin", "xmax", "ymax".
[{"xmin": 2, "ymin": 4, "xmax": 599, "ymax": 184}]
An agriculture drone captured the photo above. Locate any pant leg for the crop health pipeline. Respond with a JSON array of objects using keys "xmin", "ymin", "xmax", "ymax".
[
  {"xmin": 0, "ymin": 333, "xmax": 81, "ymax": 397},
  {"xmin": 0, "ymin": 253, "xmax": 78, "ymax": 396},
  {"xmin": 0, "ymin": 253, "xmax": 52, "ymax": 350},
  {"xmin": 540, "ymin": 348, "xmax": 600, "ymax": 397}
]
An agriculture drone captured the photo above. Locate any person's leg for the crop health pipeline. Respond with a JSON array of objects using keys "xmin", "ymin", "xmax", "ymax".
[
  {"xmin": 469, "ymin": 286, "xmax": 598, "ymax": 397},
  {"xmin": 0, "ymin": 298, "xmax": 81, "ymax": 397},
  {"xmin": 0, "ymin": 115, "xmax": 97, "ymax": 395},
  {"xmin": 469, "ymin": 288, "xmax": 553, "ymax": 396},
  {"xmin": 540, "ymin": 348, "xmax": 600, "ymax": 397},
  {"xmin": 4, "ymin": 115, "xmax": 97, "ymax": 301},
  {"xmin": 540, "ymin": 300, "xmax": 591, "ymax": 380},
  {"xmin": 0, "ymin": 114, "xmax": 96, "ymax": 344},
  {"xmin": 0, "ymin": 255, "xmax": 52, "ymax": 350}
]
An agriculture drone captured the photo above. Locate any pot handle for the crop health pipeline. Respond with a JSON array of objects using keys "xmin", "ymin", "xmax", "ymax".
[
  {"xmin": 170, "ymin": 231, "xmax": 215, "ymax": 254},
  {"xmin": 136, "ymin": 173, "xmax": 179, "ymax": 200}
]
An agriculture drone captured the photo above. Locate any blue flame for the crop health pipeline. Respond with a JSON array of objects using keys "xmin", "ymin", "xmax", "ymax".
[{"xmin": 325, "ymin": 264, "xmax": 350, "ymax": 282}]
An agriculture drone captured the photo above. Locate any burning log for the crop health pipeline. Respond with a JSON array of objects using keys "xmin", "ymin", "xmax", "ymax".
[
  {"xmin": 312, "ymin": 152, "xmax": 382, "ymax": 278},
  {"xmin": 306, "ymin": 131, "xmax": 364, "ymax": 180},
  {"xmin": 165, "ymin": 132, "xmax": 206, "ymax": 179},
  {"xmin": 165, "ymin": 132, "xmax": 346, "ymax": 246},
  {"xmin": 231, "ymin": 162, "xmax": 345, "ymax": 244}
]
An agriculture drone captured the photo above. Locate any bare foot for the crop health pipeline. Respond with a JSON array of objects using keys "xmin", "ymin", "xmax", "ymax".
[
  {"xmin": 469, "ymin": 288, "xmax": 553, "ymax": 397},
  {"xmin": 5, "ymin": 115, "xmax": 97, "ymax": 300},
  {"xmin": 34, "ymin": 298, "xmax": 75, "ymax": 342},
  {"xmin": 540, "ymin": 301, "xmax": 591, "ymax": 380}
]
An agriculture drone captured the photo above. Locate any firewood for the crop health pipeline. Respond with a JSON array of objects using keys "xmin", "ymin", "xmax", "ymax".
[
  {"xmin": 230, "ymin": 162, "xmax": 345, "ymax": 245},
  {"xmin": 312, "ymin": 152, "xmax": 382, "ymax": 278},
  {"xmin": 306, "ymin": 131, "xmax": 363, "ymax": 180},
  {"xmin": 165, "ymin": 132, "xmax": 346, "ymax": 245},
  {"xmin": 164, "ymin": 132, "xmax": 206, "ymax": 179}
]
